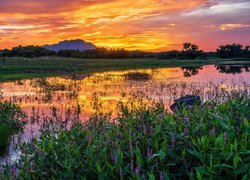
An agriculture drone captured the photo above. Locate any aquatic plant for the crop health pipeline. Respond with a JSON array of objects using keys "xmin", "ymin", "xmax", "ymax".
[
  {"xmin": 125, "ymin": 72, "xmax": 152, "ymax": 81},
  {"xmin": 12, "ymin": 97, "xmax": 250, "ymax": 179},
  {"xmin": 0, "ymin": 102, "xmax": 26, "ymax": 148}
]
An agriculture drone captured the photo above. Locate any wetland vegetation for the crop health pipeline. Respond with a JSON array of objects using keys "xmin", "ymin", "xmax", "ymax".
[{"xmin": 0, "ymin": 65, "xmax": 250, "ymax": 178}]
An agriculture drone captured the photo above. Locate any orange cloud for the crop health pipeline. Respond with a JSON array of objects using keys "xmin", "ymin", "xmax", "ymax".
[{"xmin": 0, "ymin": 0, "xmax": 249, "ymax": 51}]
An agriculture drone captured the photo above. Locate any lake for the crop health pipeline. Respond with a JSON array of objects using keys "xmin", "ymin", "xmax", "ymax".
[{"xmin": 0, "ymin": 64, "xmax": 250, "ymax": 163}]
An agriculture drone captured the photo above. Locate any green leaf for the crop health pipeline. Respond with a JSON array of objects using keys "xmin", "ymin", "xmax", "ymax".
[{"xmin": 236, "ymin": 164, "xmax": 249, "ymax": 175}]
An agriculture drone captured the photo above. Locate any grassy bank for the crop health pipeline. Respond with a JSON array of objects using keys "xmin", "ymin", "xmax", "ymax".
[
  {"xmin": 1, "ymin": 57, "xmax": 250, "ymax": 82},
  {"xmin": 2, "ymin": 97, "xmax": 249, "ymax": 179}
]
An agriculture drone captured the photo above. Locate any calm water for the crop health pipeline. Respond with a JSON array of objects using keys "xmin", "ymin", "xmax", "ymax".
[{"xmin": 1, "ymin": 64, "xmax": 250, "ymax": 163}]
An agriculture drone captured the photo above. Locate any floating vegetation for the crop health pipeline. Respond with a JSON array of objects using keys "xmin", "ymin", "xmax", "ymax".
[{"xmin": 125, "ymin": 72, "xmax": 152, "ymax": 81}]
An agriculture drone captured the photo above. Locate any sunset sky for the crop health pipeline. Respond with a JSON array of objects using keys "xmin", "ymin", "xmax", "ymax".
[{"xmin": 0, "ymin": 0, "xmax": 249, "ymax": 51}]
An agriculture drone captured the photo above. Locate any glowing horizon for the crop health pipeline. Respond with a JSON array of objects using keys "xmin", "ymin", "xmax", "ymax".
[{"xmin": 0, "ymin": 0, "xmax": 249, "ymax": 51}]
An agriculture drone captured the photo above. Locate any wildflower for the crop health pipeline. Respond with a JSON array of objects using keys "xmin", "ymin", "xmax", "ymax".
[
  {"xmin": 135, "ymin": 166, "xmax": 140, "ymax": 176},
  {"xmin": 223, "ymin": 132, "xmax": 227, "ymax": 144},
  {"xmin": 183, "ymin": 127, "xmax": 188, "ymax": 136},
  {"xmin": 147, "ymin": 147, "xmax": 153, "ymax": 158},
  {"xmin": 184, "ymin": 117, "xmax": 190, "ymax": 123},
  {"xmin": 120, "ymin": 168, "xmax": 123, "ymax": 177},
  {"xmin": 160, "ymin": 171, "xmax": 163, "ymax": 180},
  {"xmin": 150, "ymin": 126, "xmax": 154, "ymax": 137},
  {"xmin": 143, "ymin": 125, "xmax": 147, "ymax": 135},
  {"xmin": 11, "ymin": 165, "xmax": 15, "ymax": 177},
  {"xmin": 106, "ymin": 137, "xmax": 110, "ymax": 145}
]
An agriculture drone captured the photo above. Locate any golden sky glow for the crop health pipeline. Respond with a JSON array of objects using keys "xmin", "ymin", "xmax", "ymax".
[{"xmin": 0, "ymin": 0, "xmax": 249, "ymax": 51}]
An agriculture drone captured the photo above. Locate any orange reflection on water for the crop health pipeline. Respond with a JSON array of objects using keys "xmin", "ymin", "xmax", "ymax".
[{"xmin": 1, "ymin": 65, "xmax": 250, "ymax": 121}]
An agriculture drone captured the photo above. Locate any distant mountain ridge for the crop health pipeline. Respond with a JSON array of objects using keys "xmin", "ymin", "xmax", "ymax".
[{"xmin": 44, "ymin": 39, "xmax": 96, "ymax": 51}]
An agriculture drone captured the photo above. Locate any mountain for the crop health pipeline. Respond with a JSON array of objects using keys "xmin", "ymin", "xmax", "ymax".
[{"xmin": 44, "ymin": 39, "xmax": 96, "ymax": 51}]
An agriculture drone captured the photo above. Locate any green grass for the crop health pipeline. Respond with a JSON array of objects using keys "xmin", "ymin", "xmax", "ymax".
[{"xmin": 1, "ymin": 57, "xmax": 249, "ymax": 82}]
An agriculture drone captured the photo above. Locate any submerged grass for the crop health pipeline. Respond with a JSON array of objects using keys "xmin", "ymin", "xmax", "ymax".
[
  {"xmin": 3, "ymin": 97, "xmax": 249, "ymax": 179},
  {"xmin": 1, "ymin": 57, "xmax": 250, "ymax": 82}
]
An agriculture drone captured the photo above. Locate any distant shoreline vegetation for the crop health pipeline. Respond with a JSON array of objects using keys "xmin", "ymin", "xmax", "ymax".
[{"xmin": 0, "ymin": 42, "xmax": 249, "ymax": 60}]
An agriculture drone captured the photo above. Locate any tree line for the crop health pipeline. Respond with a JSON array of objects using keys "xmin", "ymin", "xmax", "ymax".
[{"xmin": 0, "ymin": 43, "xmax": 249, "ymax": 59}]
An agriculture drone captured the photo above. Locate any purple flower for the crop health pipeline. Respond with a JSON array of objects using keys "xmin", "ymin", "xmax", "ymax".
[
  {"xmin": 106, "ymin": 137, "xmax": 110, "ymax": 145},
  {"xmin": 184, "ymin": 117, "xmax": 190, "ymax": 123},
  {"xmin": 11, "ymin": 166, "xmax": 15, "ymax": 177},
  {"xmin": 120, "ymin": 168, "xmax": 123, "ymax": 177},
  {"xmin": 143, "ymin": 125, "xmax": 147, "ymax": 135},
  {"xmin": 147, "ymin": 147, "xmax": 153, "ymax": 158},
  {"xmin": 183, "ymin": 127, "xmax": 188, "ymax": 136},
  {"xmin": 160, "ymin": 171, "xmax": 163, "ymax": 180},
  {"xmin": 135, "ymin": 166, "xmax": 140, "ymax": 176},
  {"xmin": 223, "ymin": 132, "xmax": 227, "ymax": 144},
  {"xmin": 150, "ymin": 126, "xmax": 154, "ymax": 137}
]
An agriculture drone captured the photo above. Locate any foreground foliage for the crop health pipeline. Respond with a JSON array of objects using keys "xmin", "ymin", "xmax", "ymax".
[
  {"xmin": 0, "ymin": 102, "xmax": 26, "ymax": 147},
  {"xmin": 4, "ymin": 98, "xmax": 250, "ymax": 179}
]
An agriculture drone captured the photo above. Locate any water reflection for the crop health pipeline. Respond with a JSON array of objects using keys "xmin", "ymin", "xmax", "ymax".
[
  {"xmin": 216, "ymin": 64, "xmax": 250, "ymax": 74},
  {"xmin": 182, "ymin": 66, "xmax": 203, "ymax": 77}
]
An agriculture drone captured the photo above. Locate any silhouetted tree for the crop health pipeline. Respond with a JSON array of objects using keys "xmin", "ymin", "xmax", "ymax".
[
  {"xmin": 177, "ymin": 42, "xmax": 206, "ymax": 59},
  {"xmin": 216, "ymin": 43, "xmax": 248, "ymax": 58}
]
